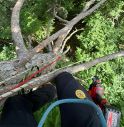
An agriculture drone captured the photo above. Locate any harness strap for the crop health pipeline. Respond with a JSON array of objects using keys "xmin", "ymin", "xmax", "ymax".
[{"xmin": 38, "ymin": 99, "xmax": 107, "ymax": 127}]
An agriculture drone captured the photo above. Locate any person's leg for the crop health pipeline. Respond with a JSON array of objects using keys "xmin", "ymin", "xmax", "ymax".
[
  {"xmin": 0, "ymin": 84, "xmax": 56, "ymax": 127},
  {"xmin": 0, "ymin": 95, "xmax": 37, "ymax": 127},
  {"xmin": 55, "ymin": 72, "xmax": 91, "ymax": 100},
  {"xmin": 55, "ymin": 72, "xmax": 102, "ymax": 127}
]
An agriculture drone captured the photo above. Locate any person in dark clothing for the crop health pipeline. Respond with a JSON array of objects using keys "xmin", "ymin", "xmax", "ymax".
[
  {"xmin": 0, "ymin": 84, "xmax": 56, "ymax": 127},
  {"xmin": 0, "ymin": 72, "xmax": 103, "ymax": 127}
]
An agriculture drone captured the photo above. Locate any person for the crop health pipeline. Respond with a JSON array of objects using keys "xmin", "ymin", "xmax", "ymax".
[
  {"xmin": 0, "ymin": 72, "xmax": 103, "ymax": 127},
  {"xmin": 88, "ymin": 76, "xmax": 108, "ymax": 110}
]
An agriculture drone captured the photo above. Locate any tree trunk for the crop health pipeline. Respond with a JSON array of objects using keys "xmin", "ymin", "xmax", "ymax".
[{"xmin": 0, "ymin": 53, "xmax": 55, "ymax": 85}]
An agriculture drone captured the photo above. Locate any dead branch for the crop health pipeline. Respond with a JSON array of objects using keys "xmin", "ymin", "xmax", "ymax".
[
  {"xmin": 0, "ymin": 53, "xmax": 58, "ymax": 86},
  {"xmin": 63, "ymin": 46, "xmax": 70, "ymax": 55},
  {"xmin": 54, "ymin": 8, "xmax": 69, "ymax": 24},
  {"xmin": 0, "ymin": 50, "xmax": 123, "ymax": 104},
  {"xmin": 53, "ymin": 0, "xmax": 96, "ymax": 53},
  {"xmin": 46, "ymin": 20, "xmax": 53, "ymax": 52},
  {"xmin": 60, "ymin": 28, "xmax": 84, "ymax": 52},
  {"xmin": 69, "ymin": 0, "xmax": 106, "ymax": 27},
  {"xmin": 0, "ymin": 68, "xmax": 31, "ymax": 87},
  {"xmin": 53, "ymin": 33, "xmax": 68, "ymax": 53},
  {"xmin": 11, "ymin": 0, "xmax": 27, "ymax": 59},
  {"xmin": 55, "ymin": 14, "xmax": 69, "ymax": 24}
]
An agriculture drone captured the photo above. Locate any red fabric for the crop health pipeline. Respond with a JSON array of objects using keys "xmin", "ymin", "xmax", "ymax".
[
  {"xmin": 88, "ymin": 86, "xmax": 107, "ymax": 110},
  {"xmin": 88, "ymin": 87, "xmax": 97, "ymax": 98},
  {"xmin": 107, "ymin": 112, "xmax": 113, "ymax": 127}
]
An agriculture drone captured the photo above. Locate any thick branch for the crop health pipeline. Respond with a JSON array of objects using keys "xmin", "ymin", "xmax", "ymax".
[
  {"xmin": 0, "ymin": 51, "xmax": 123, "ymax": 102},
  {"xmin": 11, "ymin": 0, "xmax": 27, "ymax": 59},
  {"xmin": 67, "ymin": 51, "xmax": 124, "ymax": 73},
  {"xmin": 16, "ymin": 0, "xmax": 107, "ymax": 67}
]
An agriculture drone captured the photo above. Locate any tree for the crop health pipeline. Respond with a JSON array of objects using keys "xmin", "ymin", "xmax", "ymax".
[
  {"xmin": 0, "ymin": 0, "xmax": 124, "ymax": 116},
  {"xmin": 0, "ymin": 0, "xmax": 124, "ymax": 126}
]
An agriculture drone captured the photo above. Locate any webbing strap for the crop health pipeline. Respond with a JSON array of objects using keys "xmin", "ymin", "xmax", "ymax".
[{"xmin": 38, "ymin": 99, "xmax": 107, "ymax": 127}]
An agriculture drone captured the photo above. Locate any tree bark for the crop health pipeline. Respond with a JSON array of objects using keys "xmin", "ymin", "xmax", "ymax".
[
  {"xmin": 0, "ymin": 53, "xmax": 56, "ymax": 85},
  {"xmin": 11, "ymin": 0, "xmax": 27, "ymax": 59}
]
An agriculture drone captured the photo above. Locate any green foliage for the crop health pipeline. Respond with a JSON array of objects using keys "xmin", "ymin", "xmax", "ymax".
[
  {"xmin": 34, "ymin": 101, "xmax": 61, "ymax": 127},
  {"xmin": 0, "ymin": 44, "xmax": 16, "ymax": 61},
  {"xmin": 20, "ymin": 0, "xmax": 56, "ymax": 42},
  {"xmin": 0, "ymin": 0, "xmax": 55, "ymax": 41},
  {"xmin": 74, "ymin": 1, "xmax": 124, "ymax": 126},
  {"xmin": 0, "ymin": 0, "xmax": 14, "ymax": 39},
  {"xmin": 76, "ymin": 12, "xmax": 120, "ymax": 61}
]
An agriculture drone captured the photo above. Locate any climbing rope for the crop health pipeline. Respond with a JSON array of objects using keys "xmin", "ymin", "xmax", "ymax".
[
  {"xmin": 38, "ymin": 99, "xmax": 107, "ymax": 127},
  {"xmin": 0, "ymin": 55, "xmax": 61, "ymax": 101}
]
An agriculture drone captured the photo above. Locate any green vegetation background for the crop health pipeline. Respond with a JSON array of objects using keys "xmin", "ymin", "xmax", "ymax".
[{"xmin": 0, "ymin": 0, "xmax": 124, "ymax": 126}]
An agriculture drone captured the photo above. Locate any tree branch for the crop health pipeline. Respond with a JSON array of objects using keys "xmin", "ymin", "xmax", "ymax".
[
  {"xmin": 52, "ymin": 0, "xmax": 103, "ymax": 53},
  {"xmin": 69, "ymin": 0, "xmax": 106, "ymax": 26},
  {"xmin": 55, "ymin": 14, "xmax": 69, "ymax": 24},
  {"xmin": 60, "ymin": 28, "xmax": 84, "ymax": 52},
  {"xmin": 0, "ymin": 51, "xmax": 123, "ymax": 102},
  {"xmin": 15, "ymin": 0, "xmax": 107, "ymax": 67},
  {"xmin": 83, "ymin": 0, "xmax": 96, "ymax": 12},
  {"xmin": 11, "ymin": 0, "xmax": 27, "ymax": 59},
  {"xmin": 54, "ymin": 8, "xmax": 69, "ymax": 24},
  {"xmin": 27, "ymin": 35, "xmax": 33, "ymax": 50},
  {"xmin": 46, "ymin": 20, "xmax": 53, "ymax": 52},
  {"xmin": 38, "ymin": 0, "xmax": 106, "ymax": 49}
]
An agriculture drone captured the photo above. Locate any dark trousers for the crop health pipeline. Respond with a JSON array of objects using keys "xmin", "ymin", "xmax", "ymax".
[{"xmin": 0, "ymin": 85, "xmax": 56, "ymax": 127}]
